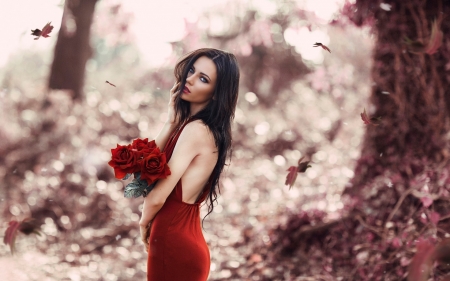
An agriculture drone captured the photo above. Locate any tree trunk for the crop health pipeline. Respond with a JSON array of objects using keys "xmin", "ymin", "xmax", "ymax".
[
  {"xmin": 48, "ymin": 0, "xmax": 98, "ymax": 101},
  {"xmin": 345, "ymin": 0, "xmax": 450, "ymax": 196},
  {"xmin": 265, "ymin": 1, "xmax": 450, "ymax": 280}
]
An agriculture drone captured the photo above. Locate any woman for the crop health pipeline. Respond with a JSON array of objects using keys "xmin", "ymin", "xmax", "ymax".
[{"xmin": 139, "ymin": 48, "xmax": 240, "ymax": 280}]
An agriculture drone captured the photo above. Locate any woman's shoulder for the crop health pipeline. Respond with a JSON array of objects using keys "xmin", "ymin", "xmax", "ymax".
[{"xmin": 181, "ymin": 120, "xmax": 214, "ymax": 144}]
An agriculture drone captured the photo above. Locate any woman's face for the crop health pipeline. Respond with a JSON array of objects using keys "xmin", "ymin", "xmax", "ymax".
[{"xmin": 181, "ymin": 56, "xmax": 217, "ymax": 107}]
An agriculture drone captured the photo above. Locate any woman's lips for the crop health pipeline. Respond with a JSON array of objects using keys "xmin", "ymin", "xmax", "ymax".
[{"xmin": 183, "ymin": 86, "xmax": 190, "ymax": 93}]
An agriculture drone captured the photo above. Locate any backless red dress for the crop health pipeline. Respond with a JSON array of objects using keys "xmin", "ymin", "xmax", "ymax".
[{"xmin": 147, "ymin": 119, "xmax": 211, "ymax": 281}]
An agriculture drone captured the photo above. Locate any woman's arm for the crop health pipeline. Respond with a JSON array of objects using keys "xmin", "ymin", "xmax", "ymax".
[
  {"xmin": 154, "ymin": 121, "xmax": 177, "ymax": 150},
  {"xmin": 153, "ymin": 82, "xmax": 181, "ymax": 150}
]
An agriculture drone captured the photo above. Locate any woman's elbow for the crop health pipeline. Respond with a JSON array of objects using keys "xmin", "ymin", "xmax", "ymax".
[
  {"xmin": 148, "ymin": 196, "xmax": 166, "ymax": 208},
  {"xmin": 143, "ymin": 198, "xmax": 165, "ymax": 214}
]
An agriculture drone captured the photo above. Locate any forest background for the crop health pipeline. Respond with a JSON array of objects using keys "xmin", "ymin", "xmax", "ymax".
[{"xmin": 1, "ymin": 0, "xmax": 449, "ymax": 280}]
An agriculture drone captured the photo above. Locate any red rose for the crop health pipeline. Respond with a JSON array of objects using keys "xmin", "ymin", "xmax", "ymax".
[
  {"xmin": 131, "ymin": 138, "xmax": 157, "ymax": 157},
  {"xmin": 108, "ymin": 144, "xmax": 140, "ymax": 179},
  {"xmin": 140, "ymin": 147, "xmax": 171, "ymax": 185}
]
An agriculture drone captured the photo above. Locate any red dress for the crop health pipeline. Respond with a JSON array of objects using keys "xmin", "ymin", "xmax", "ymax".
[{"xmin": 147, "ymin": 119, "xmax": 211, "ymax": 281}]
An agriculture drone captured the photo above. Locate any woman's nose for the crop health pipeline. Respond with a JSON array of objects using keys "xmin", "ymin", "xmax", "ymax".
[{"xmin": 186, "ymin": 75, "xmax": 194, "ymax": 85}]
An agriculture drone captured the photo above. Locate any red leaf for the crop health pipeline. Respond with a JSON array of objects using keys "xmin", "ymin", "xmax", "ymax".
[
  {"xmin": 360, "ymin": 108, "xmax": 371, "ymax": 125},
  {"xmin": 425, "ymin": 15, "xmax": 444, "ymax": 55},
  {"xmin": 31, "ymin": 22, "xmax": 54, "ymax": 40},
  {"xmin": 40, "ymin": 22, "xmax": 54, "ymax": 38},
  {"xmin": 4, "ymin": 218, "xmax": 41, "ymax": 254},
  {"xmin": 313, "ymin": 42, "xmax": 331, "ymax": 53},
  {"xmin": 285, "ymin": 157, "xmax": 311, "ymax": 189},
  {"xmin": 407, "ymin": 239, "xmax": 435, "ymax": 281},
  {"xmin": 360, "ymin": 108, "xmax": 381, "ymax": 126},
  {"xmin": 3, "ymin": 220, "xmax": 21, "ymax": 254},
  {"xmin": 285, "ymin": 166, "xmax": 298, "ymax": 188}
]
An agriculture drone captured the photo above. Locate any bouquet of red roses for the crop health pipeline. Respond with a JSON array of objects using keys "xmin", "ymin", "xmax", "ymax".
[{"xmin": 108, "ymin": 138, "xmax": 171, "ymax": 198}]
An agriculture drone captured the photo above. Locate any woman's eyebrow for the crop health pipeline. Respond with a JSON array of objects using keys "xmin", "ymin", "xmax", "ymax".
[
  {"xmin": 200, "ymin": 72, "xmax": 211, "ymax": 81},
  {"xmin": 192, "ymin": 65, "xmax": 211, "ymax": 81}
]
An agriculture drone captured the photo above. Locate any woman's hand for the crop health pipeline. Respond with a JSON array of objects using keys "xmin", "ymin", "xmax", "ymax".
[
  {"xmin": 140, "ymin": 220, "xmax": 153, "ymax": 253},
  {"xmin": 167, "ymin": 82, "xmax": 181, "ymax": 124}
]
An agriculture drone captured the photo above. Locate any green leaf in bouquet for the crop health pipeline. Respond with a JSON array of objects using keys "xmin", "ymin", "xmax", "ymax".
[
  {"xmin": 135, "ymin": 172, "xmax": 159, "ymax": 197},
  {"xmin": 124, "ymin": 178, "xmax": 147, "ymax": 198},
  {"xmin": 122, "ymin": 173, "xmax": 132, "ymax": 180},
  {"xmin": 124, "ymin": 172, "xmax": 147, "ymax": 198},
  {"xmin": 142, "ymin": 181, "xmax": 157, "ymax": 197}
]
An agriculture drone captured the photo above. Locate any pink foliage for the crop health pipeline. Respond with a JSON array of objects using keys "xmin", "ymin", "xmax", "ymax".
[
  {"xmin": 420, "ymin": 196, "xmax": 433, "ymax": 208},
  {"xmin": 391, "ymin": 237, "xmax": 402, "ymax": 249},
  {"xmin": 428, "ymin": 211, "xmax": 440, "ymax": 225}
]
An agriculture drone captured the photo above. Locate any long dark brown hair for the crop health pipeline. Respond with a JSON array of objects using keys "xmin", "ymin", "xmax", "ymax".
[{"xmin": 173, "ymin": 48, "xmax": 240, "ymax": 224}]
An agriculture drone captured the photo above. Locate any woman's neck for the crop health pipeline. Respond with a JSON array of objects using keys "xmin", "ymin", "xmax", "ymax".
[{"xmin": 189, "ymin": 103, "xmax": 206, "ymax": 116}]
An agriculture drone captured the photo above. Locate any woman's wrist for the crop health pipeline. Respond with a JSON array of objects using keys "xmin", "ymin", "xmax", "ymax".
[{"xmin": 164, "ymin": 120, "xmax": 177, "ymax": 130}]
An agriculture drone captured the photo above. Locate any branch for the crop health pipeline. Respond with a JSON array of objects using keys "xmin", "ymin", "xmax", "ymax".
[
  {"xmin": 355, "ymin": 215, "xmax": 383, "ymax": 237},
  {"xmin": 385, "ymin": 187, "xmax": 413, "ymax": 225},
  {"xmin": 439, "ymin": 214, "xmax": 450, "ymax": 221}
]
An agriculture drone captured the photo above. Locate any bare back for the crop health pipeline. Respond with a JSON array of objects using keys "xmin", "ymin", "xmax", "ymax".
[{"xmin": 178, "ymin": 120, "xmax": 218, "ymax": 204}]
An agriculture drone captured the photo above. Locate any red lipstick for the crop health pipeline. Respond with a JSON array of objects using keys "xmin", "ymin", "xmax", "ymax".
[{"xmin": 183, "ymin": 86, "xmax": 190, "ymax": 94}]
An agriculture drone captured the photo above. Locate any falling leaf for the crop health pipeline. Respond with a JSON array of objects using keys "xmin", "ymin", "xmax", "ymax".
[
  {"xmin": 3, "ymin": 220, "xmax": 21, "ymax": 254},
  {"xmin": 31, "ymin": 22, "xmax": 54, "ymax": 40},
  {"xmin": 313, "ymin": 42, "xmax": 331, "ymax": 53},
  {"xmin": 404, "ymin": 14, "xmax": 444, "ymax": 55},
  {"xmin": 285, "ymin": 157, "xmax": 311, "ymax": 189},
  {"xmin": 297, "ymin": 159, "xmax": 311, "ymax": 173},
  {"xmin": 3, "ymin": 218, "xmax": 41, "ymax": 254},
  {"xmin": 360, "ymin": 108, "xmax": 371, "ymax": 125},
  {"xmin": 285, "ymin": 166, "xmax": 298, "ymax": 189},
  {"xmin": 106, "ymin": 81, "xmax": 116, "ymax": 87},
  {"xmin": 425, "ymin": 15, "xmax": 444, "ymax": 55},
  {"xmin": 360, "ymin": 108, "xmax": 381, "ymax": 126},
  {"xmin": 407, "ymin": 239, "xmax": 435, "ymax": 281},
  {"xmin": 19, "ymin": 218, "xmax": 41, "ymax": 236}
]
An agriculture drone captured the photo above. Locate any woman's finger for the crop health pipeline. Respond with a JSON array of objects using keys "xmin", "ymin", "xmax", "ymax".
[{"xmin": 170, "ymin": 82, "xmax": 180, "ymax": 95}]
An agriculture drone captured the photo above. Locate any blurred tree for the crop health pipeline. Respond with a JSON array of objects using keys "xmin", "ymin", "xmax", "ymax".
[
  {"xmin": 48, "ymin": 0, "xmax": 99, "ymax": 101},
  {"xmin": 265, "ymin": 1, "xmax": 450, "ymax": 280},
  {"xmin": 171, "ymin": 3, "xmax": 311, "ymax": 107},
  {"xmin": 344, "ymin": 0, "xmax": 450, "ymax": 197}
]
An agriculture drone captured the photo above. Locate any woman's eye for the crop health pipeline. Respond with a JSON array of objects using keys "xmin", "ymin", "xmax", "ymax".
[
  {"xmin": 200, "ymin": 77, "xmax": 208, "ymax": 83},
  {"xmin": 189, "ymin": 68, "xmax": 194, "ymax": 73}
]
